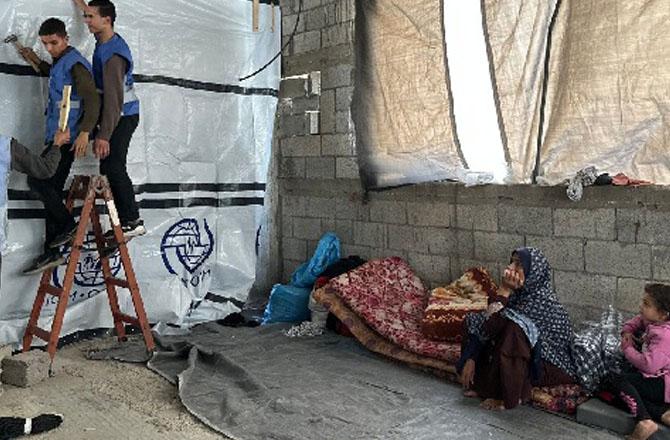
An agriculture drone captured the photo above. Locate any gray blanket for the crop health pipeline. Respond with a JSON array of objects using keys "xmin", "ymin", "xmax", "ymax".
[{"xmin": 128, "ymin": 323, "xmax": 616, "ymax": 440}]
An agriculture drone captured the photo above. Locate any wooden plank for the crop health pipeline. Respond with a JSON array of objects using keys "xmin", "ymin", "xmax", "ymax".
[
  {"xmin": 58, "ymin": 85, "xmax": 72, "ymax": 132},
  {"xmin": 252, "ymin": 0, "xmax": 260, "ymax": 32}
]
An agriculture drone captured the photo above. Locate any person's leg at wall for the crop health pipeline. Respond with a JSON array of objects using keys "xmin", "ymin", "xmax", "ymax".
[
  {"xmin": 23, "ymin": 145, "xmax": 76, "ymax": 275},
  {"xmin": 100, "ymin": 114, "xmax": 144, "ymax": 238}
]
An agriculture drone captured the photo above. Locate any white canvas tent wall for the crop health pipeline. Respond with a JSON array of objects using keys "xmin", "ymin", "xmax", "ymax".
[
  {"xmin": 354, "ymin": 0, "xmax": 670, "ymax": 188},
  {"xmin": 0, "ymin": 0, "xmax": 280, "ymax": 346}
]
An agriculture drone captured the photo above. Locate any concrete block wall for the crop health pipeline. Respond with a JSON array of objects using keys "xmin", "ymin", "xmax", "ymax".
[{"xmin": 275, "ymin": 1, "xmax": 666, "ymax": 325}]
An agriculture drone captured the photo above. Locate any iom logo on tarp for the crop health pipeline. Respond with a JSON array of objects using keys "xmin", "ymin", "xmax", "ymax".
[
  {"xmin": 161, "ymin": 218, "xmax": 214, "ymax": 288},
  {"xmin": 49, "ymin": 231, "xmax": 123, "ymax": 306}
]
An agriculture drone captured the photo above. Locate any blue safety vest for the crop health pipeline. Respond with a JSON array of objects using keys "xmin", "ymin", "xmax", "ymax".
[
  {"xmin": 92, "ymin": 34, "xmax": 140, "ymax": 116},
  {"xmin": 44, "ymin": 47, "xmax": 92, "ymax": 144}
]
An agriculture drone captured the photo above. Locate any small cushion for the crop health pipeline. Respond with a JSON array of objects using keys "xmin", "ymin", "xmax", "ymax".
[{"xmin": 421, "ymin": 267, "xmax": 497, "ymax": 342}]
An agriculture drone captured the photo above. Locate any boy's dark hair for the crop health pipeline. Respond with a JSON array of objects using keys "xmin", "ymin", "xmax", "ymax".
[
  {"xmin": 645, "ymin": 283, "xmax": 670, "ymax": 317},
  {"xmin": 38, "ymin": 18, "xmax": 67, "ymax": 38},
  {"xmin": 88, "ymin": 0, "xmax": 117, "ymax": 26}
]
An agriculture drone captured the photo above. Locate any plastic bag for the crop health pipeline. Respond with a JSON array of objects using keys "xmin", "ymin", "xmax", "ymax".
[
  {"xmin": 262, "ymin": 284, "xmax": 312, "ymax": 324},
  {"xmin": 290, "ymin": 232, "xmax": 341, "ymax": 288}
]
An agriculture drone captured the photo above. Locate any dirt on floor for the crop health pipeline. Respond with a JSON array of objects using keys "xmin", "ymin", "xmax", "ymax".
[{"xmin": 0, "ymin": 337, "xmax": 227, "ymax": 439}]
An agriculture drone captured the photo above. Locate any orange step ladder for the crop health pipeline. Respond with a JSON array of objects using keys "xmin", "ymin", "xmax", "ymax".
[{"xmin": 23, "ymin": 175, "xmax": 155, "ymax": 359}]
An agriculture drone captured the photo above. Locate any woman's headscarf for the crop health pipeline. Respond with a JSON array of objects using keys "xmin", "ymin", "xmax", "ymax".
[{"xmin": 467, "ymin": 247, "xmax": 576, "ymax": 376}]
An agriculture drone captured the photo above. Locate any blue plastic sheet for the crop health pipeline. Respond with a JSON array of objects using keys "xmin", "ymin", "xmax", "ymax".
[
  {"xmin": 290, "ymin": 232, "xmax": 341, "ymax": 288},
  {"xmin": 262, "ymin": 232, "xmax": 341, "ymax": 324}
]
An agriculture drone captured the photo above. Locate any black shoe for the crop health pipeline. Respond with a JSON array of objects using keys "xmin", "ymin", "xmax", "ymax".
[
  {"xmin": 99, "ymin": 242, "xmax": 119, "ymax": 259},
  {"xmin": 104, "ymin": 218, "xmax": 146, "ymax": 242},
  {"xmin": 48, "ymin": 224, "xmax": 78, "ymax": 248},
  {"xmin": 22, "ymin": 252, "xmax": 65, "ymax": 275}
]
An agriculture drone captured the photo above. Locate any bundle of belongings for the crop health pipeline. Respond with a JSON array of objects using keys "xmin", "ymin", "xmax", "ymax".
[
  {"xmin": 313, "ymin": 257, "xmax": 585, "ymax": 414},
  {"xmin": 421, "ymin": 268, "xmax": 496, "ymax": 342}
]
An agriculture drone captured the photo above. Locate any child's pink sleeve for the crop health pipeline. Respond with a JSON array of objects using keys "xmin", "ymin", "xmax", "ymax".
[
  {"xmin": 623, "ymin": 331, "xmax": 670, "ymax": 375},
  {"xmin": 622, "ymin": 315, "xmax": 644, "ymax": 335}
]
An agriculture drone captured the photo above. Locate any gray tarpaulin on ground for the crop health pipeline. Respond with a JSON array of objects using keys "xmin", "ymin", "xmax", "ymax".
[{"xmin": 101, "ymin": 323, "xmax": 615, "ymax": 440}]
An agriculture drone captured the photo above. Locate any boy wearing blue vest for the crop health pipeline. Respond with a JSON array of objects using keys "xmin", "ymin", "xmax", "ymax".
[
  {"xmin": 75, "ymin": 0, "xmax": 145, "ymax": 241},
  {"xmin": 19, "ymin": 18, "xmax": 100, "ymax": 275}
]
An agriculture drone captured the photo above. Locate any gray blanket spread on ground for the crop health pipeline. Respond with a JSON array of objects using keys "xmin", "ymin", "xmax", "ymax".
[{"xmin": 91, "ymin": 323, "xmax": 618, "ymax": 440}]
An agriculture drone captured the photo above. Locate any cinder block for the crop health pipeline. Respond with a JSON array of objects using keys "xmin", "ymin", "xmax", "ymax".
[
  {"xmin": 335, "ymin": 157, "xmax": 359, "ymax": 179},
  {"xmin": 576, "ymin": 398, "xmax": 670, "ymax": 439},
  {"xmin": 407, "ymin": 202, "xmax": 454, "ymax": 228},
  {"xmin": 615, "ymin": 278, "xmax": 648, "ymax": 315},
  {"xmin": 281, "ymin": 135, "xmax": 321, "ymax": 157},
  {"xmin": 304, "ymin": 5, "xmax": 330, "ymax": 31},
  {"xmin": 279, "ymin": 157, "xmax": 306, "ymax": 179},
  {"xmin": 335, "ymin": 86, "xmax": 353, "ymax": 111},
  {"xmin": 283, "ymin": 237, "xmax": 308, "ymax": 261},
  {"xmin": 617, "ymin": 208, "xmax": 670, "ymax": 245},
  {"xmin": 304, "ymin": 197, "xmax": 337, "ymax": 219},
  {"xmin": 369, "ymin": 200, "xmax": 407, "ymax": 225},
  {"xmin": 293, "ymin": 217, "xmax": 323, "ymax": 240},
  {"xmin": 321, "ymin": 133, "xmax": 354, "ymax": 156},
  {"xmin": 322, "ymin": 23, "xmax": 353, "ymax": 48},
  {"xmin": 421, "ymin": 227, "xmax": 457, "ymax": 256},
  {"xmin": 353, "ymin": 221, "xmax": 386, "ymax": 248},
  {"xmin": 498, "ymin": 205, "xmax": 552, "ymax": 236},
  {"xmin": 525, "ymin": 236, "xmax": 584, "ymax": 272},
  {"xmin": 322, "ymin": 219, "xmax": 353, "ymax": 244},
  {"xmin": 456, "ymin": 230, "xmax": 475, "ymax": 258},
  {"xmin": 553, "ymin": 270, "xmax": 616, "ymax": 309},
  {"xmin": 282, "ymin": 195, "xmax": 307, "ymax": 217},
  {"xmin": 306, "ymin": 157, "xmax": 335, "ymax": 179},
  {"xmin": 408, "ymin": 253, "xmax": 451, "ymax": 286},
  {"xmin": 335, "ymin": 110, "xmax": 351, "ymax": 134},
  {"xmin": 280, "ymin": 77, "xmax": 307, "ymax": 98},
  {"xmin": 653, "ymin": 246, "xmax": 670, "ymax": 281},
  {"xmin": 0, "ymin": 345, "xmax": 12, "ymax": 364},
  {"xmin": 278, "ymin": 113, "xmax": 307, "ymax": 138},
  {"xmin": 585, "ymin": 241, "xmax": 651, "ymax": 278},
  {"xmin": 335, "ymin": 196, "xmax": 368, "ymax": 220},
  {"xmin": 319, "ymin": 90, "xmax": 336, "ymax": 133},
  {"xmin": 473, "ymin": 231, "xmax": 524, "ymax": 262},
  {"xmin": 293, "ymin": 31, "xmax": 321, "ymax": 54},
  {"xmin": 333, "ymin": 0, "xmax": 355, "ymax": 23},
  {"xmin": 388, "ymin": 225, "xmax": 429, "ymax": 253},
  {"xmin": 322, "ymin": 64, "xmax": 353, "ymax": 89},
  {"xmin": 456, "ymin": 204, "xmax": 497, "ymax": 232},
  {"xmin": 554, "ymin": 208, "xmax": 615, "ymax": 240},
  {"xmin": 1, "ymin": 351, "xmax": 51, "ymax": 388}
]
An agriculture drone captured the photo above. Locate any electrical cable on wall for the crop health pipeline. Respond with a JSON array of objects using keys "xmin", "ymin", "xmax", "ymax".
[{"xmin": 239, "ymin": 0, "xmax": 304, "ymax": 82}]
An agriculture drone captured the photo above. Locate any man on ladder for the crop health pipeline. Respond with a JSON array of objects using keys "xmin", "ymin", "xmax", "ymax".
[
  {"xmin": 17, "ymin": 18, "xmax": 100, "ymax": 275},
  {"xmin": 74, "ymin": 0, "xmax": 145, "ymax": 245}
]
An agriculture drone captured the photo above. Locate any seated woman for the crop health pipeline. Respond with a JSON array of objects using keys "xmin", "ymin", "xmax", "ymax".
[{"xmin": 456, "ymin": 247, "xmax": 577, "ymax": 410}]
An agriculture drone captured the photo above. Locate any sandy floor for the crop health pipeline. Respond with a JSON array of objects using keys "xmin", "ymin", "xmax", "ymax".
[{"xmin": 0, "ymin": 337, "xmax": 226, "ymax": 439}]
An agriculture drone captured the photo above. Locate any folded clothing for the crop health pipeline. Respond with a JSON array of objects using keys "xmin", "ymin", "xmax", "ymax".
[{"xmin": 421, "ymin": 267, "xmax": 496, "ymax": 342}]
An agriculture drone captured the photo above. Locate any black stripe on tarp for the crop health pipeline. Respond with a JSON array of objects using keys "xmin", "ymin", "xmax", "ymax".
[
  {"xmin": 204, "ymin": 292, "xmax": 246, "ymax": 309},
  {"xmin": 7, "ymin": 197, "xmax": 264, "ymax": 219},
  {"xmin": 0, "ymin": 63, "xmax": 278, "ymax": 97},
  {"xmin": 8, "ymin": 183, "xmax": 266, "ymax": 202},
  {"xmin": 133, "ymin": 74, "xmax": 278, "ymax": 96}
]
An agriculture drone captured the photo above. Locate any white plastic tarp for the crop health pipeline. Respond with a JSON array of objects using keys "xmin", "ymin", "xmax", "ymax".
[{"xmin": 0, "ymin": 0, "xmax": 280, "ymax": 346}]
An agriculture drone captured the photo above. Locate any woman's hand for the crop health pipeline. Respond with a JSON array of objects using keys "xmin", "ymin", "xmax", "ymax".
[
  {"xmin": 502, "ymin": 267, "xmax": 524, "ymax": 290},
  {"xmin": 460, "ymin": 359, "xmax": 475, "ymax": 390}
]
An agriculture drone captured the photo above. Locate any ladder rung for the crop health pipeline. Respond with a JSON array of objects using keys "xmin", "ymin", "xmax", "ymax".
[
  {"xmin": 107, "ymin": 278, "xmax": 130, "ymax": 289},
  {"xmin": 118, "ymin": 314, "xmax": 140, "ymax": 327},
  {"xmin": 31, "ymin": 326, "xmax": 51, "ymax": 342},
  {"xmin": 44, "ymin": 285, "xmax": 64, "ymax": 297}
]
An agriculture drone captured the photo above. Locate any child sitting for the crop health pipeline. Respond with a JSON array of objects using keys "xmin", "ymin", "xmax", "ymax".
[{"xmin": 608, "ymin": 283, "xmax": 670, "ymax": 440}]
